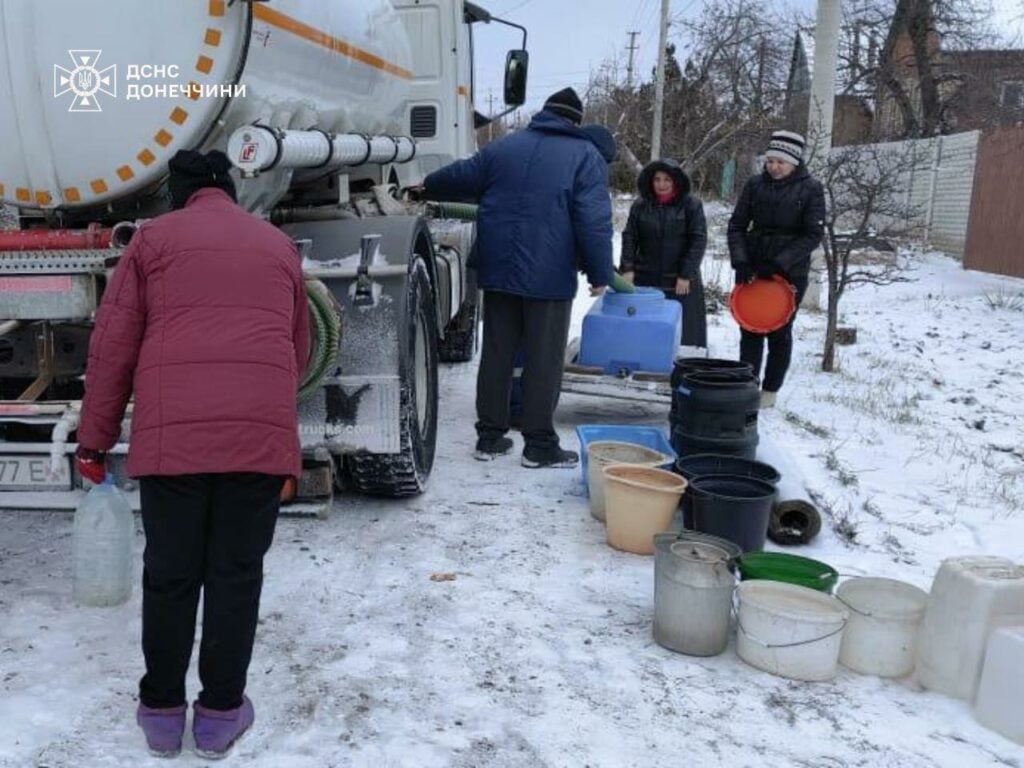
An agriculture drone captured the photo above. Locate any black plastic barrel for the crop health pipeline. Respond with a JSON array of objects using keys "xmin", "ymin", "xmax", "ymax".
[
  {"xmin": 670, "ymin": 425, "xmax": 759, "ymax": 460},
  {"xmin": 674, "ymin": 456, "xmax": 780, "ymax": 529},
  {"xmin": 689, "ymin": 475, "xmax": 776, "ymax": 553},
  {"xmin": 670, "ymin": 358, "xmax": 754, "ymax": 391},
  {"xmin": 672, "ymin": 370, "xmax": 760, "ymax": 435}
]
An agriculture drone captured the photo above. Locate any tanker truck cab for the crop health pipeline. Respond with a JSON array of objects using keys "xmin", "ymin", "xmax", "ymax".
[{"xmin": 0, "ymin": 0, "xmax": 528, "ymax": 511}]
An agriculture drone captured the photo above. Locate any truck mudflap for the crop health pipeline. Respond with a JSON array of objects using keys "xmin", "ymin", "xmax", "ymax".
[{"xmin": 298, "ymin": 374, "xmax": 402, "ymax": 455}]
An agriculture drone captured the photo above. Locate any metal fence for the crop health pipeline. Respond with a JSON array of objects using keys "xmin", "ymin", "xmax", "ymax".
[
  {"xmin": 963, "ymin": 127, "xmax": 1024, "ymax": 279},
  {"xmin": 831, "ymin": 131, "xmax": 981, "ymax": 256}
]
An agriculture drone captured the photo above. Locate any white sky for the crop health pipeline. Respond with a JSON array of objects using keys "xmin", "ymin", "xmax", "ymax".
[{"xmin": 472, "ymin": 0, "xmax": 1024, "ymax": 118}]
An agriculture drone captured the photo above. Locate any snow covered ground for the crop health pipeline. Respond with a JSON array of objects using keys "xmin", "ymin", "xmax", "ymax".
[{"xmin": 2, "ymin": 214, "xmax": 1023, "ymax": 767}]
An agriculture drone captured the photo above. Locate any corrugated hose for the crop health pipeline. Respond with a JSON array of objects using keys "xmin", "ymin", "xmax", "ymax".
[{"xmin": 299, "ymin": 279, "xmax": 341, "ymax": 401}]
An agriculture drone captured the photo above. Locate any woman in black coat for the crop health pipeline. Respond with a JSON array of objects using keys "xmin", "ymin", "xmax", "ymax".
[
  {"xmin": 728, "ymin": 131, "xmax": 826, "ymax": 408},
  {"xmin": 620, "ymin": 159, "xmax": 708, "ymax": 348}
]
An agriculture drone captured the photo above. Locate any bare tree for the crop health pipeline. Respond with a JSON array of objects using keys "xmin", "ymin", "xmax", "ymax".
[
  {"xmin": 817, "ymin": 139, "xmax": 921, "ymax": 370},
  {"xmin": 582, "ymin": 0, "xmax": 795, "ymax": 194},
  {"xmin": 668, "ymin": 0, "xmax": 792, "ymax": 170},
  {"xmin": 859, "ymin": 0, "xmax": 998, "ymax": 137}
]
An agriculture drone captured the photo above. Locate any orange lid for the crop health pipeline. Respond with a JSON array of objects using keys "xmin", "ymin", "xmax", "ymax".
[{"xmin": 729, "ymin": 275, "xmax": 797, "ymax": 333}]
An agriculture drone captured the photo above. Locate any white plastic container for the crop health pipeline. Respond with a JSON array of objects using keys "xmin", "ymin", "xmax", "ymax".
[
  {"xmin": 586, "ymin": 441, "xmax": 671, "ymax": 522},
  {"xmin": 72, "ymin": 477, "xmax": 134, "ymax": 607},
  {"xmin": 837, "ymin": 577, "xmax": 928, "ymax": 678},
  {"xmin": 736, "ymin": 580, "xmax": 849, "ymax": 682},
  {"xmin": 915, "ymin": 556, "xmax": 1024, "ymax": 700},
  {"xmin": 974, "ymin": 626, "xmax": 1024, "ymax": 746}
]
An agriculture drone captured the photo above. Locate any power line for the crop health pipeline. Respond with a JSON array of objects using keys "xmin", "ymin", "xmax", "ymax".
[
  {"xmin": 630, "ymin": 0, "xmax": 653, "ymax": 30},
  {"xmin": 499, "ymin": 0, "xmax": 536, "ymax": 16},
  {"xmin": 641, "ymin": 0, "xmax": 662, "ymax": 36}
]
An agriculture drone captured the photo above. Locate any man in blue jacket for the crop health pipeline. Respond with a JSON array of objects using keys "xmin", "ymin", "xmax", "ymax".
[{"xmin": 425, "ymin": 88, "xmax": 614, "ymax": 468}]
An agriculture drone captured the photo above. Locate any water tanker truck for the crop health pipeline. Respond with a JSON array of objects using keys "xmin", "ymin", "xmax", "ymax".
[{"xmin": 0, "ymin": 0, "xmax": 529, "ymax": 512}]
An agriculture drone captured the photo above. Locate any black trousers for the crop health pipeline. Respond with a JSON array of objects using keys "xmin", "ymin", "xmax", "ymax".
[
  {"xmin": 739, "ymin": 277, "xmax": 809, "ymax": 393},
  {"xmin": 138, "ymin": 473, "xmax": 282, "ymax": 710},
  {"xmin": 476, "ymin": 290, "xmax": 572, "ymax": 450},
  {"xmin": 662, "ymin": 277, "xmax": 708, "ymax": 348}
]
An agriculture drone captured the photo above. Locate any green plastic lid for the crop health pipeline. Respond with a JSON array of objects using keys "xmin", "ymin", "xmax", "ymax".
[{"xmin": 738, "ymin": 552, "xmax": 839, "ymax": 593}]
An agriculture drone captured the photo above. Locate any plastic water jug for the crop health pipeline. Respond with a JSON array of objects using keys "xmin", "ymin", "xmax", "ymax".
[
  {"xmin": 578, "ymin": 288, "xmax": 681, "ymax": 375},
  {"xmin": 974, "ymin": 626, "xmax": 1024, "ymax": 745},
  {"xmin": 915, "ymin": 556, "xmax": 1024, "ymax": 700},
  {"xmin": 72, "ymin": 475, "xmax": 134, "ymax": 607}
]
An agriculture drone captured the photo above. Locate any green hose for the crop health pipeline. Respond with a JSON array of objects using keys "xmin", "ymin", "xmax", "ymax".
[
  {"xmin": 431, "ymin": 202, "xmax": 479, "ymax": 221},
  {"xmin": 609, "ymin": 272, "xmax": 636, "ymax": 293},
  {"xmin": 298, "ymin": 279, "xmax": 341, "ymax": 401}
]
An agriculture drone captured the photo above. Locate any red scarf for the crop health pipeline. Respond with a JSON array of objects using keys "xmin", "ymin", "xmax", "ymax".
[{"xmin": 655, "ymin": 190, "xmax": 677, "ymax": 205}]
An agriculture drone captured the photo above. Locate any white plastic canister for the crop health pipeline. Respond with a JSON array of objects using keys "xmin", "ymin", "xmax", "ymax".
[{"xmin": 915, "ymin": 556, "xmax": 1024, "ymax": 700}]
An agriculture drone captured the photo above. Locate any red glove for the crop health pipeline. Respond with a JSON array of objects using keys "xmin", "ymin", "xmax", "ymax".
[{"xmin": 75, "ymin": 447, "xmax": 107, "ymax": 485}]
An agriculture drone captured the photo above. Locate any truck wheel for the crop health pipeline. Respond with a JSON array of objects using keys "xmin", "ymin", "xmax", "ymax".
[
  {"xmin": 348, "ymin": 259, "xmax": 438, "ymax": 496},
  {"xmin": 437, "ymin": 298, "xmax": 478, "ymax": 363}
]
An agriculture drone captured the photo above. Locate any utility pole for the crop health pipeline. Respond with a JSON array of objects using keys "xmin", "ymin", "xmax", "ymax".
[
  {"xmin": 487, "ymin": 89, "xmax": 495, "ymax": 143},
  {"xmin": 626, "ymin": 30, "xmax": 640, "ymax": 90},
  {"xmin": 650, "ymin": 0, "xmax": 670, "ymax": 161},
  {"xmin": 804, "ymin": 0, "xmax": 841, "ymax": 310},
  {"xmin": 808, "ymin": 0, "xmax": 841, "ymax": 169}
]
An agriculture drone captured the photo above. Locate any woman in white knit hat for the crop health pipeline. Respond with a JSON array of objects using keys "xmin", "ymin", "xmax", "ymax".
[{"xmin": 726, "ymin": 130, "xmax": 826, "ymax": 408}]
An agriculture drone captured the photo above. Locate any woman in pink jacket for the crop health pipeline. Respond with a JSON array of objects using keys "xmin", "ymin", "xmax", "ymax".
[{"xmin": 75, "ymin": 150, "xmax": 309, "ymax": 758}]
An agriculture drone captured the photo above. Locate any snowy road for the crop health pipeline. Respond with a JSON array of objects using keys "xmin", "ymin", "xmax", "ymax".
[{"xmin": 2, "ymin": 237, "xmax": 1023, "ymax": 767}]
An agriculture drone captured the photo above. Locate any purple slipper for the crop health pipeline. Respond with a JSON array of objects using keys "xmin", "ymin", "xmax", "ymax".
[
  {"xmin": 192, "ymin": 695, "xmax": 254, "ymax": 759},
  {"xmin": 136, "ymin": 703, "xmax": 187, "ymax": 758}
]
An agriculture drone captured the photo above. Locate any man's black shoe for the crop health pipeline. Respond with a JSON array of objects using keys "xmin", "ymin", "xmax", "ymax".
[
  {"xmin": 474, "ymin": 436, "xmax": 514, "ymax": 461},
  {"xmin": 521, "ymin": 445, "xmax": 579, "ymax": 469}
]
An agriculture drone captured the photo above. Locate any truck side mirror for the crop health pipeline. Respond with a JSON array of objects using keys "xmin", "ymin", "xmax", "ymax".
[{"xmin": 504, "ymin": 50, "xmax": 529, "ymax": 107}]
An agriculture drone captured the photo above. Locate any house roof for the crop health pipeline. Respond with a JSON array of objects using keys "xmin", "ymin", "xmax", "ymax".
[
  {"xmin": 798, "ymin": 28, "xmax": 816, "ymax": 75},
  {"xmin": 788, "ymin": 27, "xmax": 872, "ymax": 98}
]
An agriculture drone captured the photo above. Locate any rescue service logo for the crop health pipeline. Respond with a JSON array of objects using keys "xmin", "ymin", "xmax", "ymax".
[{"xmin": 53, "ymin": 50, "xmax": 117, "ymax": 113}]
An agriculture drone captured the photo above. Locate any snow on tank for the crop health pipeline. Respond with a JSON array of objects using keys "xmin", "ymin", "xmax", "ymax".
[{"xmin": 0, "ymin": 0, "xmax": 413, "ymax": 211}]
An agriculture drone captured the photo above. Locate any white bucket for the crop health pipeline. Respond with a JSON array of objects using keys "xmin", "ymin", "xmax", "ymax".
[
  {"xmin": 587, "ymin": 441, "xmax": 672, "ymax": 522},
  {"xmin": 736, "ymin": 580, "xmax": 849, "ymax": 682},
  {"xmin": 837, "ymin": 577, "xmax": 928, "ymax": 678}
]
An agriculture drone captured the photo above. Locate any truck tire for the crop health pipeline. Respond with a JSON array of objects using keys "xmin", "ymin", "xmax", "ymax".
[
  {"xmin": 437, "ymin": 298, "xmax": 478, "ymax": 363},
  {"xmin": 348, "ymin": 259, "xmax": 438, "ymax": 496}
]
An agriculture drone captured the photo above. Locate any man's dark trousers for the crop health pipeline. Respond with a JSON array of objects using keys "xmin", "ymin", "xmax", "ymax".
[
  {"xmin": 477, "ymin": 290, "xmax": 572, "ymax": 450},
  {"xmin": 138, "ymin": 473, "xmax": 282, "ymax": 711}
]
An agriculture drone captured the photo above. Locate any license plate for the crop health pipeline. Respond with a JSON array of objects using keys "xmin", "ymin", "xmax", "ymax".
[{"xmin": 0, "ymin": 455, "xmax": 73, "ymax": 490}]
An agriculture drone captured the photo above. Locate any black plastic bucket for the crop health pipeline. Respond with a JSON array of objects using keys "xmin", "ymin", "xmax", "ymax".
[
  {"xmin": 674, "ymin": 454, "xmax": 781, "ymax": 485},
  {"xmin": 674, "ymin": 455, "xmax": 781, "ymax": 529},
  {"xmin": 689, "ymin": 475, "xmax": 776, "ymax": 553}
]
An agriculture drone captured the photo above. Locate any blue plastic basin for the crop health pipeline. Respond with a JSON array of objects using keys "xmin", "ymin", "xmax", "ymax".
[{"xmin": 575, "ymin": 424, "xmax": 677, "ymax": 489}]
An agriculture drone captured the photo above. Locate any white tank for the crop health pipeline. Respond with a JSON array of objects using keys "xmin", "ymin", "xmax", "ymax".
[{"xmin": 0, "ymin": 0, "xmax": 413, "ymax": 211}]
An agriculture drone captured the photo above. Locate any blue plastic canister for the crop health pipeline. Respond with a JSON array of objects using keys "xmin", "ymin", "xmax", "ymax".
[{"xmin": 578, "ymin": 288, "xmax": 681, "ymax": 375}]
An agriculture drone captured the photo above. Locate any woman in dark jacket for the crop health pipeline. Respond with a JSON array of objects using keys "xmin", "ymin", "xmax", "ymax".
[
  {"xmin": 620, "ymin": 159, "xmax": 708, "ymax": 348},
  {"xmin": 728, "ymin": 130, "xmax": 826, "ymax": 408}
]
